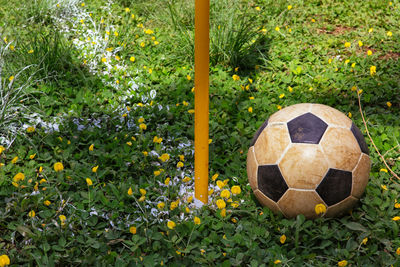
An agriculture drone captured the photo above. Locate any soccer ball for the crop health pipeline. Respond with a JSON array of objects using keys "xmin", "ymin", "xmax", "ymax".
[{"xmin": 247, "ymin": 103, "xmax": 370, "ymax": 219}]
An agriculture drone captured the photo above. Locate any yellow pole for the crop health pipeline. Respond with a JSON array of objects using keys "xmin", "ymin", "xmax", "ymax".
[{"xmin": 194, "ymin": 0, "xmax": 210, "ymax": 204}]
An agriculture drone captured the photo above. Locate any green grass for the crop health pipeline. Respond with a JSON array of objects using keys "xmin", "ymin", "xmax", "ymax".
[{"xmin": 0, "ymin": 0, "xmax": 400, "ymax": 266}]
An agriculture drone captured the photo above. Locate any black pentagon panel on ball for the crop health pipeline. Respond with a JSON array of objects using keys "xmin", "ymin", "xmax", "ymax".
[
  {"xmin": 351, "ymin": 123, "xmax": 369, "ymax": 155},
  {"xmin": 287, "ymin": 112, "xmax": 328, "ymax": 144},
  {"xmin": 257, "ymin": 165, "xmax": 288, "ymax": 202},
  {"xmin": 250, "ymin": 119, "xmax": 269, "ymax": 146},
  {"xmin": 316, "ymin": 169, "xmax": 352, "ymax": 206}
]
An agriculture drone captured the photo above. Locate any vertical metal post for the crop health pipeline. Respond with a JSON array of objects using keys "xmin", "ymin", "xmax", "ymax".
[{"xmin": 194, "ymin": 0, "xmax": 210, "ymax": 204}]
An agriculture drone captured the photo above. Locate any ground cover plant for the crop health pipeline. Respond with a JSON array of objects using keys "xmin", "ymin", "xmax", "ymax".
[{"xmin": 0, "ymin": 0, "xmax": 400, "ymax": 266}]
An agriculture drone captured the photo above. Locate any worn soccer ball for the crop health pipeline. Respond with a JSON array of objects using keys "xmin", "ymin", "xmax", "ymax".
[{"xmin": 247, "ymin": 103, "xmax": 371, "ymax": 219}]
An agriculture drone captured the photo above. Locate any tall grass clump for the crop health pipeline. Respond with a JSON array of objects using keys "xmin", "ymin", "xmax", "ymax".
[
  {"xmin": 0, "ymin": 43, "xmax": 37, "ymax": 146},
  {"xmin": 7, "ymin": 30, "xmax": 86, "ymax": 86},
  {"xmin": 159, "ymin": 0, "xmax": 266, "ymax": 68}
]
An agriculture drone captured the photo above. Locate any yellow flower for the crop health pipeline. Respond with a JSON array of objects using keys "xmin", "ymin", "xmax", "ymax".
[
  {"xmin": 86, "ymin": 178, "xmax": 93, "ymax": 186},
  {"xmin": 39, "ymin": 178, "xmax": 46, "ymax": 184},
  {"xmin": 369, "ymin": 28, "xmax": 373, "ymax": 33},
  {"xmin": 188, "ymin": 109, "xmax": 195, "ymax": 114},
  {"xmin": 232, "ymin": 74, "xmax": 240, "ymax": 81},
  {"xmin": 153, "ymin": 136, "xmax": 162, "ymax": 143},
  {"xmin": 220, "ymin": 208, "xmax": 226, "ymax": 217},
  {"xmin": 387, "ymin": 31, "xmax": 393, "ymax": 37},
  {"xmin": 311, "ymin": 18, "xmax": 316, "ymax": 22},
  {"xmin": 29, "ymin": 153, "xmax": 36, "ymax": 159},
  {"xmin": 127, "ymin": 187, "xmax": 133, "ymax": 195},
  {"xmin": 275, "ymin": 26, "xmax": 280, "ymax": 32},
  {"xmin": 167, "ymin": 220, "xmax": 176, "ymax": 229},
  {"xmin": 187, "ymin": 196, "xmax": 193, "ymax": 203},
  {"xmin": 216, "ymin": 180, "xmax": 225, "ymax": 189},
  {"xmin": 365, "ymin": 49, "xmax": 372, "ymax": 56},
  {"xmin": 130, "ymin": 226, "xmax": 137, "ymax": 234},
  {"xmin": 231, "ymin": 185, "xmax": 241, "ymax": 195},
  {"xmin": 277, "ymin": 105, "xmax": 282, "ymax": 110},
  {"xmin": 351, "ymin": 63, "xmax": 356, "ymax": 68},
  {"xmin": 44, "ymin": 200, "xmax": 51, "ymax": 206},
  {"xmin": 381, "ymin": 184, "xmax": 388, "ymax": 191},
  {"xmin": 348, "ymin": 112, "xmax": 352, "ymax": 118},
  {"xmin": 140, "ymin": 189, "xmax": 147, "ymax": 196},
  {"xmin": 126, "ymin": 141, "xmax": 132, "ymax": 146},
  {"xmin": 28, "ymin": 49, "xmax": 34, "ymax": 54},
  {"xmin": 145, "ymin": 29, "xmax": 154, "ymax": 35},
  {"xmin": 142, "ymin": 151, "xmax": 148, "ymax": 156},
  {"xmin": 396, "ymin": 247, "xmax": 400, "ymax": 255},
  {"xmin": 315, "ymin": 203, "xmax": 327, "ymax": 215},
  {"xmin": 9, "ymin": 75, "xmax": 14, "ymax": 82},
  {"xmin": 131, "ymin": 14, "xmax": 135, "ymax": 19},
  {"xmin": 231, "ymin": 201, "xmax": 239, "ymax": 208},
  {"xmin": 26, "ymin": 126, "xmax": 35, "ymax": 133},
  {"xmin": 28, "ymin": 210, "xmax": 35, "ymax": 218},
  {"xmin": 395, "ymin": 202, "xmax": 400, "ymax": 208},
  {"xmin": 0, "ymin": 145, "xmax": 4, "ymax": 154},
  {"xmin": 164, "ymin": 177, "xmax": 171, "ymax": 186},
  {"xmin": 170, "ymin": 201, "xmax": 179, "ymax": 210},
  {"xmin": 159, "ymin": 153, "xmax": 170, "ymax": 162},
  {"xmin": 274, "ymin": 260, "xmax": 281, "ymax": 264},
  {"xmin": 362, "ymin": 237, "xmax": 368, "ymax": 245},
  {"xmin": 114, "ymin": 31, "xmax": 119, "ymax": 37},
  {"xmin": 157, "ymin": 202, "xmax": 165, "ymax": 209},
  {"xmin": 255, "ymin": 6, "xmax": 261, "ymax": 11},
  {"xmin": 337, "ymin": 260, "xmax": 348, "ymax": 267},
  {"xmin": 92, "ymin": 165, "xmax": 99, "ymax": 173},
  {"xmin": 358, "ymin": 40, "xmax": 363, "ymax": 47},
  {"xmin": 13, "ymin": 172, "xmax": 25, "ymax": 182},
  {"xmin": 370, "ymin": 65, "xmax": 377, "ymax": 76},
  {"xmin": 140, "ymin": 42, "xmax": 145, "ymax": 47},
  {"xmin": 380, "ymin": 168, "xmax": 388, "ymax": 173},
  {"xmin": 216, "ymin": 199, "xmax": 226, "ymax": 209},
  {"xmin": 130, "ymin": 56, "xmax": 135, "ymax": 62},
  {"xmin": 344, "ymin": 42, "xmax": 351, "ymax": 48},
  {"xmin": 59, "ymin": 215, "xmax": 66, "ymax": 223},
  {"xmin": 138, "ymin": 195, "xmax": 145, "ymax": 202},
  {"xmin": 220, "ymin": 189, "xmax": 231, "ymax": 199},
  {"xmin": 89, "ymin": 144, "xmax": 94, "ymax": 151},
  {"xmin": 248, "ymin": 107, "xmax": 253, "ymax": 113},
  {"xmin": 139, "ymin": 123, "xmax": 147, "ymax": 130},
  {"xmin": 125, "ymin": 7, "xmax": 130, "ymax": 12},
  {"xmin": 194, "ymin": 216, "xmax": 201, "ymax": 225},
  {"xmin": 154, "ymin": 170, "xmax": 161, "ymax": 176},
  {"xmin": 212, "ymin": 173, "xmax": 219, "ymax": 181},
  {"xmin": 178, "ymin": 155, "xmax": 185, "ymax": 162},
  {"xmin": 387, "ymin": 102, "xmax": 392, "ymax": 108},
  {"xmin": 0, "ymin": 254, "xmax": 10, "ymax": 266},
  {"xmin": 183, "ymin": 176, "xmax": 191, "ymax": 183},
  {"xmin": 101, "ymin": 57, "xmax": 107, "ymax": 63},
  {"xmin": 392, "ymin": 216, "xmax": 400, "ymax": 221},
  {"xmin": 54, "ymin": 162, "xmax": 64, "ymax": 172},
  {"xmin": 280, "ymin": 234, "xmax": 286, "ymax": 244},
  {"xmin": 11, "ymin": 156, "xmax": 18, "ymax": 164},
  {"xmin": 287, "ymin": 5, "xmax": 292, "ymax": 10}
]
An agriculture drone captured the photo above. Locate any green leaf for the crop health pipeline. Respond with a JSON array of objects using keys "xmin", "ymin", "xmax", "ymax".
[{"xmin": 344, "ymin": 222, "xmax": 368, "ymax": 232}]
